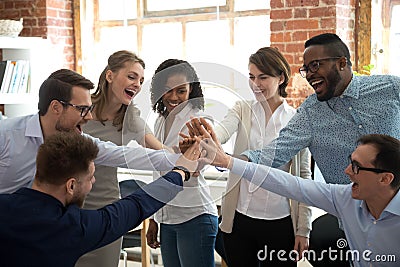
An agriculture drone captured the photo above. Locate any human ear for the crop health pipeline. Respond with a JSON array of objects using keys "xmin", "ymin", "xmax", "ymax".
[
  {"xmin": 66, "ymin": 178, "xmax": 77, "ymax": 195},
  {"xmin": 49, "ymin": 100, "xmax": 63, "ymax": 115},
  {"xmin": 106, "ymin": 69, "xmax": 113, "ymax": 83},
  {"xmin": 380, "ymin": 172, "xmax": 394, "ymax": 187}
]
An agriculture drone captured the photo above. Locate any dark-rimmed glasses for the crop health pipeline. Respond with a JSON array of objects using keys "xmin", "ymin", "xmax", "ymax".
[
  {"xmin": 348, "ymin": 155, "xmax": 391, "ymax": 175},
  {"xmin": 299, "ymin": 57, "xmax": 342, "ymax": 78},
  {"xmin": 58, "ymin": 100, "xmax": 94, "ymax": 117}
]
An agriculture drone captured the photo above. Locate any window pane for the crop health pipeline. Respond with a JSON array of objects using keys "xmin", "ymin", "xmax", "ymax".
[
  {"xmin": 146, "ymin": 0, "xmax": 226, "ymax": 11},
  {"xmin": 99, "ymin": 0, "xmax": 137, "ymax": 20},
  {"xmin": 234, "ymin": 0, "xmax": 270, "ymax": 11},
  {"xmin": 186, "ymin": 20, "xmax": 231, "ymax": 65},
  {"xmin": 83, "ymin": 26, "xmax": 138, "ymax": 83},
  {"xmin": 141, "ymin": 22, "xmax": 183, "ymax": 77},
  {"xmin": 233, "ymin": 16, "xmax": 270, "ymax": 75}
]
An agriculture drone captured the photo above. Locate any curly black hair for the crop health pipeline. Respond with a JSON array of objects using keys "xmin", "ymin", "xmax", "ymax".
[{"xmin": 150, "ymin": 59, "xmax": 204, "ymax": 116}]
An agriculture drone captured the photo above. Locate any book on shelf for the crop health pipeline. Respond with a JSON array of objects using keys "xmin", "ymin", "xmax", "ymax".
[
  {"xmin": 0, "ymin": 60, "xmax": 30, "ymax": 94},
  {"xmin": 0, "ymin": 61, "xmax": 6, "ymax": 86},
  {"xmin": 0, "ymin": 60, "xmax": 14, "ymax": 94}
]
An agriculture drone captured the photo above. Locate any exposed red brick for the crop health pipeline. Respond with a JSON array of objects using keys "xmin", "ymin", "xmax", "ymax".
[
  {"xmin": 270, "ymin": 9, "xmax": 293, "ymax": 20},
  {"xmin": 320, "ymin": 18, "xmax": 337, "ymax": 28},
  {"xmin": 286, "ymin": 19, "xmax": 319, "ymax": 30},
  {"xmin": 270, "ymin": 21, "xmax": 285, "ymax": 31},
  {"xmin": 294, "ymin": 8, "xmax": 308, "ymax": 18},
  {"xmin": 270, "ymin": 0, "xmax": 284, "ymax": 8},
  {"xmin": 309, "ymin": 6, "xmax": 336, "ymax": 17}
]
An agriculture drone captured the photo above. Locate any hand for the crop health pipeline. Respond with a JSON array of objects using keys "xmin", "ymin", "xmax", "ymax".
[
  {"xmin": 175, "ymin": 137, "xmax": 201, "ymax": 174},
  {"xmin": 177, "ymin": 133, "xmax": 196, "ymax": 154},
  {"xmin": 146, "ymin": 219, "xmax": 160, "ymax": 249},
  {"xmin": 293, "ymin": 235, "xmax": 309, "ymax": 261},
  {"xmin": 191, "ymin": 117, "xmax": 232, "ymax": 169}
]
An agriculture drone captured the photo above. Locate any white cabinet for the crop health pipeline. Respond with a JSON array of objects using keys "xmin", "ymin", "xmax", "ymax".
[{"xmin": 0, "ymin": 37, "xmax": 56, "ymax": 117}]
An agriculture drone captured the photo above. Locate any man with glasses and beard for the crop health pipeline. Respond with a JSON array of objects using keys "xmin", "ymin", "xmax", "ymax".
[
  {"xmin": 0, "ymin": 69, "xmax": 181, "ymax": 195},
  {"xmin": 186, "ymin": 33, "xmax": 400, "ymax": 266}
]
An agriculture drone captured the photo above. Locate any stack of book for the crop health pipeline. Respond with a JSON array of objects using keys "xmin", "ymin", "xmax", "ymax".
[{"xmin": 0, "ymin": 60, "xmax": 30, "ymax": 94}]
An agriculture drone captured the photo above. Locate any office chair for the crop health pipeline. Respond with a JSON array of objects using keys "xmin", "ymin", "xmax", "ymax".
[{"xmin": 119, "ymin": 179, "xmax": 154, "ymax": 267}]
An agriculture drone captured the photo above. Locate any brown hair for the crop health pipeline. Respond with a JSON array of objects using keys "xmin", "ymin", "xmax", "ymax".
[
  {"xmin": 92, "ymin": 50, "xmax": 145, "ymax": 130},
  {"xmin": 35, "ymin": 132, "xmax": 99, "ymax": 185},
  {"xmin": 249, "ymin": 47, "xmax": 291, "ymax": 97}
]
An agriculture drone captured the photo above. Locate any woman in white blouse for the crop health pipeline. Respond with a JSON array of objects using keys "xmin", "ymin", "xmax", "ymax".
[
  {"xmin": 215, "ymin": 47, "xmax": 312, "ymax": 266},
  {"xmin": 146, "ymin": 59, "xmax": 218, "ymax": 267}
]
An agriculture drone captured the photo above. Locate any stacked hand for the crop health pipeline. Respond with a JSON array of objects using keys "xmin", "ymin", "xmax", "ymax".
[{"xmin": 179, "ymin": 117, "xmax": 232, "ymax": 169}]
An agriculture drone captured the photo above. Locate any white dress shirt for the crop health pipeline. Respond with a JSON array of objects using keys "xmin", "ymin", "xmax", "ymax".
[
  {"xmin": 153, "ymin": 103, "xmax": 218, "ymax": 224},
  {"xmin": 237, "ymin": 100, "xmax": 293, "ymax": 219}
]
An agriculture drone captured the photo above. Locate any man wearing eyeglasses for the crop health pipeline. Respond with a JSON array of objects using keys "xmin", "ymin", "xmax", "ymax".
[
  {"xmin": 0, "ymin": 69, "xmax": 181, "ymax": 194},
  {"xmin": 230, "ymin": 33, "xmax": 400, "ymax": 267},
  {"xmin": 197, "ymin": 122, "xmax": 400, "ymax": 267}
]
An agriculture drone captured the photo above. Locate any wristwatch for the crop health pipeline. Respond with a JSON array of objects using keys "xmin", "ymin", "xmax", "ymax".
[{"xmin": 172, "ymin": 166, "xmax": 191, "ymax": 182}]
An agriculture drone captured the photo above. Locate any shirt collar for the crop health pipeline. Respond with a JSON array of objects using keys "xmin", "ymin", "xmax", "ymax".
[
  {"xmin": 359, "ymin": 190, "xmax": 400, "ymax": 217},
  {"xmin": 384, "ymin": 190, "xmax": 400, "ymax": 216},
  {"xmin": 25, "ymin": 113, "xmax": 44, "ymax": 141},
  {"xmin": 341, "ymin": 74, "xmax": 360, "ymax": 99}
]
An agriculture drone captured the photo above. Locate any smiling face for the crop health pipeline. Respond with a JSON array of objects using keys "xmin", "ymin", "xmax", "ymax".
[
  {"xmin": 345, "ymin": 144, "xmax": 382, "ymax": 201},
  {"xmin": 107, "ymin": 61, "xmax": 144, "ymax": 106},
  {"xmin": 303, "ymin": 45, "xmax": 345, "ymax": 101},
  {"xmin": 248, "ymin": 63, "xmax": 282, "ymax": 103},
  {"xmin": 55, "ymin": 86, "xmax": 93, "ymax": 134},
  {"xmin": 161, "ymin": 73, "xmax": 191, "ymax": 115}
]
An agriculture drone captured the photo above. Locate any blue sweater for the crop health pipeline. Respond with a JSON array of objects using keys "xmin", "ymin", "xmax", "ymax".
[{"xmin": 0, "ymin": 172, "xmax": 183, "ymax": 267}]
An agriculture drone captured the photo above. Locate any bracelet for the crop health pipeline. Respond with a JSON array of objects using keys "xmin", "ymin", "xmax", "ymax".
[{"xmin": 172, "ymin": 166, "xmax": 191, "ymax": 181}]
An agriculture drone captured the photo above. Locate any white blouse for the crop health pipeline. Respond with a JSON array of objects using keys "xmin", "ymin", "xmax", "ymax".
[
  {"xmin": 236, "ymin": 100, "xmax": 294, "ymax": 220},
  {"xmin": 153, "ymin": 102, "xmax": 218, "ymax": 224}
]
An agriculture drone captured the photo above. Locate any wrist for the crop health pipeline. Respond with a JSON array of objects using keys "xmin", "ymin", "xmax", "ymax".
[{"xmin": 172, "ymin": 166, "xmax": 191, "ymax": 181}]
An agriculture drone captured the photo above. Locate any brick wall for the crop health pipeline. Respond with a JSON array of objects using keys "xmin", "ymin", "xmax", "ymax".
[
  {"xmin": 1, "ymin": 0, "xmax": 359, "ymax": 106},
  {"xmin": 270, "ymin": 0, "xmax": 356, "ymax": 108},
  {"xmin": 0, "ymin": 0, "xmax": 75, "ymax": 69}
]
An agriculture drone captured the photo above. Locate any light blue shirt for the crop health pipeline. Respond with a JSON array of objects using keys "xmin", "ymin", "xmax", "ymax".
[
  {"xmin": 0, "ymin": 113, "xmax": 180, "ymax": 194},
  {"xmin": 232, "ymin": 158, "xmax": 400, "ymax": 267},
  {"xmin": 244, "ymin": 75, "xmax": 400, "ymax": 184}
]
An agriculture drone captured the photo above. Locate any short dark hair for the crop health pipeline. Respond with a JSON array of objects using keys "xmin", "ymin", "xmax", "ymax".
[
  {"xmin": 357, "ymin": 134, "xmax": 400, "ymax": 190},
  {"xmin": 305, "ymin": 33, "xmax": 352, "ymax": 67},
  {"xmin": 35, "ymin": 132, "xmax": 99, "ymax": 185},
  {"xmin": 38, "ymin": 69, "xmax": 94, "ymax": 116},
  {"xmin": 150, "ymin": 59, "xmax": 204, "ymax": 116},
  {"xmin": 249, "ymin": 47, "xmax": 291, "ymax": 98}
]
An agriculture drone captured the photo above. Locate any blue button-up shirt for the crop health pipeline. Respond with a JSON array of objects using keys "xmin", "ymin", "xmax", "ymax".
[
  {"xmin": 232, "ymin": 159, "xmax": 400, "ymax": 267},
  {"xmin": 244, "ymin": 75, "xmax": 400, "ymax": 184},
  {"xmin": 0, "ymin": 113, "xmax": 180, "ymax": 194}
]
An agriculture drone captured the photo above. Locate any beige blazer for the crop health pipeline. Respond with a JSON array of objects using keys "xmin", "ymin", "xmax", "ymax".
[{"xmin": 216, "ymin": 100, "xmax": 312, "ymax": 237}]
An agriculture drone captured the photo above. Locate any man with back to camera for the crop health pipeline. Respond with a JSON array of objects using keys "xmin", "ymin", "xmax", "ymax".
[
  {"xmin": 196, "ymin": 118, "xmax": 400, "ymax": 267},
  {"xmin": 0, "ymin": 69, "xmax": 181, "ymax": 194},
  {"xmin": 0, "ymin": 131, "xmax": 200, "ymax": 267}
]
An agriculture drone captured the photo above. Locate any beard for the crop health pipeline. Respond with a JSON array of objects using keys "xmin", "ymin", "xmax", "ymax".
[
  {"xmin": 70, "ymin": 192, "xmax": 85, "ymax": 208},
  {"xmin": 317, "ymin": 66, "xmax": 342, "ymax": 101}
]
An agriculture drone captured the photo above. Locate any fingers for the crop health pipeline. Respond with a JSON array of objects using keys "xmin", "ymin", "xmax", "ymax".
[{"xmin": 185, "ymin": 120, "xmax": 197, "ymax": 137}]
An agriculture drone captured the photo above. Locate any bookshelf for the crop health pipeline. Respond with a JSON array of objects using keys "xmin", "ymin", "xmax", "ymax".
[{"xmin": 0, "ymin": 37, "xmax": 57, "ymax": 117}]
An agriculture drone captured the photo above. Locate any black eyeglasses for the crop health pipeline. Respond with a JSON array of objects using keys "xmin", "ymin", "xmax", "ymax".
[
  {"xmin": 58, "ymin": 100, "xmax": 94, "ymax": 117},
  {"xmin": 348, "ymin": 155, "xmax": 391, "ymax": 175},
  {"xmin": 299, "ymin": 57, "xmax": 342, "ymax": 78}
]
